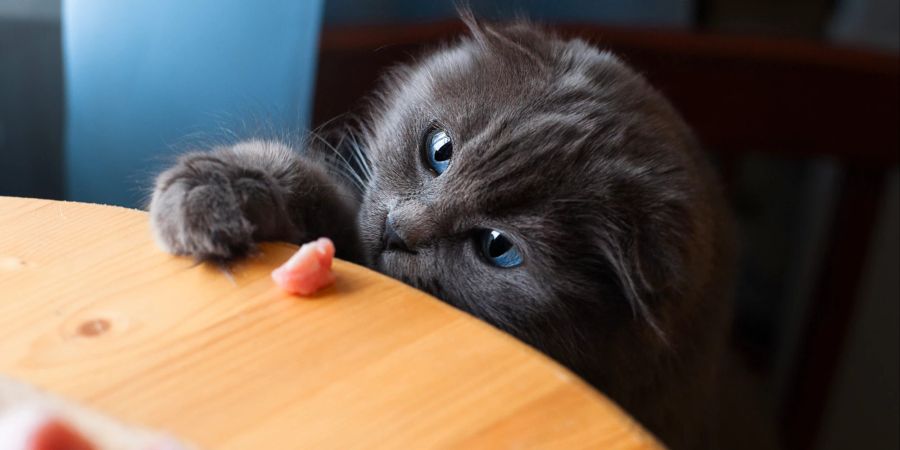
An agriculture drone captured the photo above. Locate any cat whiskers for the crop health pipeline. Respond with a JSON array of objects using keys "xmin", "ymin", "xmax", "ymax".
[
  {"xmin": 309, "ymin": 131, "xmax": 370, "ymax": 197},
  {"xmin": 321, "ymin": 156, "xmax": 366, "ymax": 197},
  {"xmin": 344, "ymin": 131, "xmax": 374, "ymax": 182}
]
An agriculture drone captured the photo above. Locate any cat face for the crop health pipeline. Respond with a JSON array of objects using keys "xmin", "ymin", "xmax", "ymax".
[{"xmin": 356, "ymin": 21, "xmax": 716, "ymax": 360}]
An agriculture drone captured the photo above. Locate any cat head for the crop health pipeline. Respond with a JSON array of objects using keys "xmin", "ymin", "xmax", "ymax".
[{"xmin": 355, "ymin": 15, "xmax": 723, "ymax": 366}]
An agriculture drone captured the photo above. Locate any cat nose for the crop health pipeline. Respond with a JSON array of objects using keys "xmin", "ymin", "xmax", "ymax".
[{"xmin": 383, "ymin": 215, "xmax": 411, "ymax": 252}]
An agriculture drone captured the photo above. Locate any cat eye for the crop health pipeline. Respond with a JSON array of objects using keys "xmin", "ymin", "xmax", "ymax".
[
  {"xmin": 479, "ymin": 229, "xmax": 523, "ymax": 268},
  {"xmin": 424, "ymin": 128, "xmax": 453, "ymax": 175}
]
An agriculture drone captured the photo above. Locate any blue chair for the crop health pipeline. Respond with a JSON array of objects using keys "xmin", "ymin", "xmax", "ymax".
[{"xmin": 63, "ymin": 0, "xmax": 323, "ymax": 207}]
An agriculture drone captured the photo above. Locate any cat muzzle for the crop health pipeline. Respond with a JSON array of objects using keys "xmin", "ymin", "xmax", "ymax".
[{"xmin": 383, "ymin": 215, "xmax": 412, "ymax": 253}]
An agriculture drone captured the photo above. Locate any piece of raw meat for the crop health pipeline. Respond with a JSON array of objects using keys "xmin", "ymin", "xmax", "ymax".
[
  {"xmin": 271, "ymin": 238, "xmax": 336, "ymax": 296},
  {"xmin": 0, "ymin": 376, "xmax": 194, "ymax": 450},
  {"xmin": 0, "ymin": 408, "xmax": 94, "ymax": 450}
]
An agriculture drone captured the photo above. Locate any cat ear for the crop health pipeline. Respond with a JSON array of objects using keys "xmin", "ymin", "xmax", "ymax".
[
  {"xmin": 458, "ymin": 9, "xmax": 547, "ymax": 70},
  {"xmin": 457, "ymin": 6, "xmax": 490, "ymax": 48},
  {"xmin": 599, "ymin": 232, "xmax": 673, "ymax": 344}
]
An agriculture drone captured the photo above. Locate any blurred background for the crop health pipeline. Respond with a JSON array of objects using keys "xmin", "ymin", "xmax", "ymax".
[{"xmin": 1, "ymin": 1, "xmax": 897, "ymax": 449}]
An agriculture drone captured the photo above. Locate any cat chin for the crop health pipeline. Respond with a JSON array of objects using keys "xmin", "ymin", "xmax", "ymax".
[
  {"xmin": 373, "ymin": 250, "xmax": 416, "ymax": 284},
  {"xmin": 373, "ymin": 249, "xmax": 401, "ymax": 271}
]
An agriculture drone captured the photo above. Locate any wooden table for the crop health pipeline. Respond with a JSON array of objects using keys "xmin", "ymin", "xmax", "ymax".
[{"xmin": 0, "ymin": 197, "xmax": 661, "ymax": 449}]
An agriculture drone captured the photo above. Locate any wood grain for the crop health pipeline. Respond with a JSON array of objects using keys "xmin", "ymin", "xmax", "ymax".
[{"xmin": 0, "ymin": 197, "xmax": 662, "ymax": 449}]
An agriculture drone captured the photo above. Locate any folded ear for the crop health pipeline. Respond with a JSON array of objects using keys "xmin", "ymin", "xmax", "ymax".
[
  {"xmin": 457, "ymin": 6, "xmax": 486, "ymax": 41},
  {"xmin": 456, "ymin": 5, "xmax": 548, "ymax": 67},
  {"xmin": 597, "ymin": 210, "xmax": 695, "ymax": 345},
  {"xmin": 598, "ymin": 237, "xmax": 663, "ymax": 342}
]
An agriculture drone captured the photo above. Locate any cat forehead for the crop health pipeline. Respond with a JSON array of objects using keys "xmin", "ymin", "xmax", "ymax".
[
  {"xmin": 391, "ymin": 32, "xmax": 622, "ymax": 111},
  {"xmin": 371, "ymin": 27, "xmax": 644, "ymax": 139},
  {"xmin": 370, "ymin": 28, "xmax": 679, "ymax": 220}
]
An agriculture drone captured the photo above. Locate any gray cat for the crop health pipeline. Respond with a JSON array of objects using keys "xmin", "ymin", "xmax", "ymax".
[{"xmin": 150, "ymin": 15, "xmax": 735, "ymax": 450}]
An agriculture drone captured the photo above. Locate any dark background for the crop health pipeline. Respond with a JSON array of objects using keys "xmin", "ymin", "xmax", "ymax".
[{"xmin": 1, "ymin": 1, "xmax": 897, "ymax": 449}]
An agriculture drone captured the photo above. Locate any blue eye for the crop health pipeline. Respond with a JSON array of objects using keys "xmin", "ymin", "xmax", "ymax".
[
  {"xmin": 425, "ymin": 128, "xmax": 452, "ymax": 174},
  {"xmin": 480, "ymin": 230, "xmax": 523, "ymax": 268}
]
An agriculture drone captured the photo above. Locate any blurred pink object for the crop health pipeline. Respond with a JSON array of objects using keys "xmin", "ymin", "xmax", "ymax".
[
  {"xmin": 271, "ymin": 237, "xmax": 336, "ymax": 296},
  {"xmin": 0, "ymin": 376, "xmax": 194, "ymax": 450},
  {"xmin": 0, "ymin": 408, "xmax": 94, "ymax": 450},
  {"xmin": 0, "ymin": 408, "xmax": 189, "ymax": 450}
]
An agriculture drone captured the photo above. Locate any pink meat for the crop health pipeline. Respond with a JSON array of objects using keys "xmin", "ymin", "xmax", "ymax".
[
  {"xmin": 271, "ymin": 237, "xmax": 336, "ymax": 296},
  {"xmin": 31, "ymin": 419, "xmax": 96, "ymax": 450},
  {"xmin": 0, "ymin": 407, "xmax": 189, "ymax": 450},
  {"xmin": 0, "ymin": 409, "xmax": 94, "ymax": 450}
]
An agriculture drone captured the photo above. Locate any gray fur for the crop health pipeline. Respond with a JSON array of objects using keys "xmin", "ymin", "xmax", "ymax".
[{"xmin": 149, "ymin": 16, "xmax": 734, "ymax": 450}]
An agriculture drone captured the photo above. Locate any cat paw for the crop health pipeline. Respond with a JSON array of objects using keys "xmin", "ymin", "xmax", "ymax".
[{"xmin": 149, "ymin": 155, "xmax": 271, "ymax": 262}]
